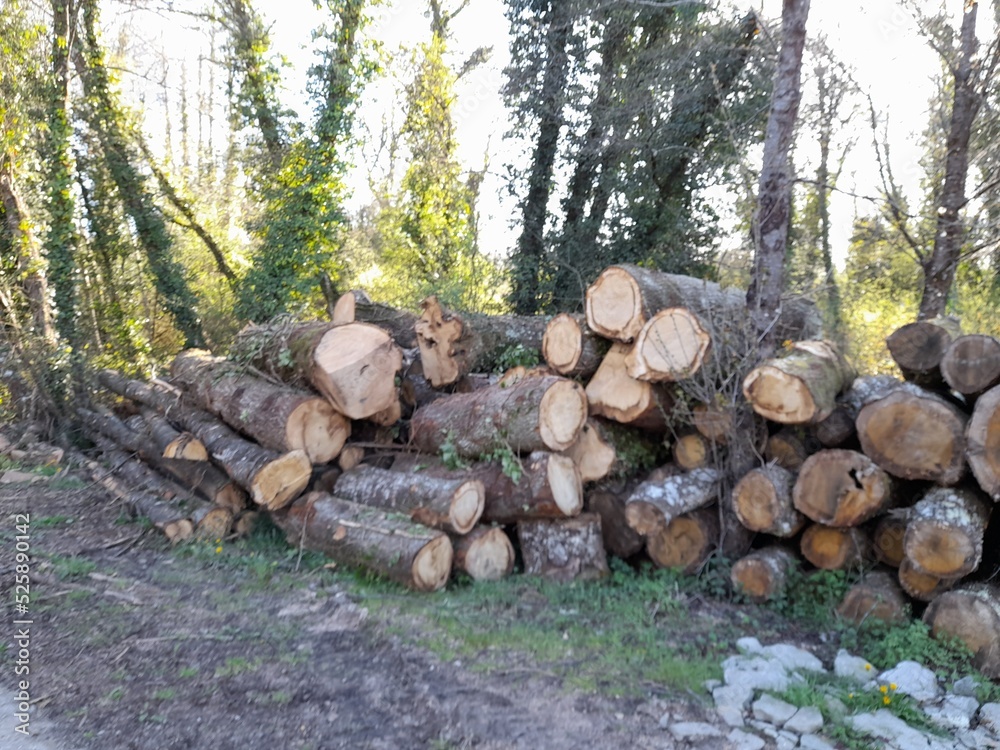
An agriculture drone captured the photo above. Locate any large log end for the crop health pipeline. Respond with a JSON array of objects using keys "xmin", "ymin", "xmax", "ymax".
[
  {"xmin": 539, "ymin": 379, "xmax": 589, "ymax": 451},
  {"xmin": 412, "ymin": 534, "xmax": 454, "ymax": 592},
  {"xmin": 252, "ymin": 450, "xmax": 312, "ymax": 510}
]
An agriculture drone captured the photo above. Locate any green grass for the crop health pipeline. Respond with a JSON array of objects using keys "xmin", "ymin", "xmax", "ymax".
[
  {"xmin": 35, "ymin": 515, "xmax": 74, "ymax": 527},
  {"xmin": 152, "ymin": 688, "xmax": 176, "ymax": 701},
  {"xmin": 178, "ymin": 666, "xmax": 199, "ymax": 679},
  {"xmin": 213, "ymin": 657, "xmax": 261, "ymax": 678},
  {"xmin": 48, "ymin": 554, "xmax": 97, "ymax": 580}
]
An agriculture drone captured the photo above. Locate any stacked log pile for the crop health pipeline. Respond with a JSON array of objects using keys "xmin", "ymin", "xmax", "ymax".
[{"xmin": 82, "ymin": 270, "xmax": 999, "ymax": 675}]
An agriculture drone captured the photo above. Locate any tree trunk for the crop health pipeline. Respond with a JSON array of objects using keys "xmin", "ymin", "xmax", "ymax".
[
  {"xmin": 800, "ymin": 524, "xmax": 872, "ymax": 570},
  {"xmin": 731, "ymin": 546, "xmax": 799, "ymax": 603},
  {"xmin": 585, "ymin": 489, "xmax": 644, "ymax": 560},
  {"xmin": 333, "ymin": 290, "xmax": 419, "ymax": 348},
  {"xmin": 903, "ymin": 486, "xmax": 990, "ymax": 579},
  {"xmin": 409, "ymin": 375, "xmax": 587, "ymax": 456},
  {"xmin": 97, "ymin": 370, "xmax": 310, "ymax": 509},
  {"xmin": 836, "ymin": 570, "xmax": 908, "ymax": 625},
  {"xmin": 624, "ymin": 467, "xmax": 721, "ymax": 536},
  {"xmin": 792, "ymin": 449, "xmax": 895, "ymax": 527},
  {"xmin": 542, "ymin": 313, "xmax": 608, "ymax": 378},
  {"xmin": 813, "ymin": 374, "xmax": 899, "ymax": 447},
  {"xmin": 646, "ymin": 506, "xmax": 719, "ymax": 574},
  {"xmin": 940, "ymin": 334, "xmax": 1000, "ymax": 397},
  {"xmin": 413, "ymin": 296, "xmax": 550, "ymax": 388},
  {"xmin": 230, "ymin": 320, "xmax": 402, "ymax": 420},
  {"xmin": 170, "ymin": 349, "xmax": 350, "ymax": 463},
  {"xmin": 886, "ymin": 317, "xmax": 963, "ymax": 386},
  {"xmin": 332, "ymin": 465, "xmax": 484, "ymax": 535},
  {"xmin": 191, "ymin": 505, "xmax": 235, "ymax": 541},
  {"xmin": 873, "ymin": 509, "xmax": 911, "ymax": 568},
  {"xmin": 585, "ymin": 342, "xmax": 674, "ymax": 431},
  {"xmin": 135, "ymin": 409, "xmax": 209, "ymax": 460},
  {"xmin": 923, "ymin": 583, "xmax": 1000, "ymax": 679},
  {"xmin": 732, "ymin": 464, "xmax": 805, "ymax": 537},
  {"xmin": 272, "ymin": 492, "xmax": 453, "ymax": 592},
  {"xmin": 898, "ymin": 556, "xmax": 959, "ymax": 603},
  {"xmin": 856, "ymin": 382, "xmax": 967, "ymax": 485},
  {"xmin": 965, "ymin": 383, "xmax": 1000, "ymax": 499},
  {"xmin": 743, "ymin": 340, "xmax": 855, "ymax": 424},
  {"xmin": 451, "ymin": 526, "xmax": 514, "ymax": 581},
  {"xmin": 745, "ymin": 0, "xmax": 810, "ymax": 357},
  {"xmin": 517, "ymin": 513, "xmax": 609, "ymax": 582}
]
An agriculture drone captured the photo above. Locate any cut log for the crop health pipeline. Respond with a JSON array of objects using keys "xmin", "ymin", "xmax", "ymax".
[
  {"xmin": 624, "ymin": 307, "xmax": 712, "ymax": 382},
  {"xmin": 800, "ymin": 524, "xmax": 873, "ymax": 570},
  {"xmin": 673, "ymin": 431, "xmax": 713, "ymax": 471},
  {"xmin": 856, "ymin": 382, "xmax": 967, "ymax": 485},
  {"xmin": 624, "ymin": 467, "xmax": 720, "ymax": 536},
  {"xmin": 743, "ymin": 340, "xmax": 856, "ymax": 425},
  {"xmin": 171, "ymin": 349, "xmax": 351, "ymax": 464},
  {"xmin": 585, "ymin": 342, "xmax": 673, "ymax": 431},
  {"xmin": 333, "ymin": 465, "xmax": 484, "ymax": 535},
  {"xmin": 732, "ymin": 464, "xmax": 805, "ymax": 537},
  {"xmin": 966, "ymin": 383, "xmax": 1000, "ymax": 499},
  {"xmin": 886, "ymin": 316, "xmax": 962, "ymax": 386},
  {"xmin": 369, "ymin": 395, "xmax": 402, "ymax": 427},
  {"xmin": 562, "ymin": 418, "xmax": 663, "ymax": 482},
  {"xmin": 232, "ymin": 510, "xmax": 260, "ymax": 538},
  {"xmin": 585, "ymin": 489, "xmax": 645, "ymax": 559},
  {"xmin": 902, "ymin": 486, "xmax": 990, "ymax": 579},
  {"xmin": 392, "ymin": 451, "xmax": 583, "ymax": 524},
  {"xmin": 646, "ymin": 506, "xmax": 719, "ymax": 573},
  {"xmin": 409, "ymin": 375, "xmax": 587, "ymax": 457},
  {"xmin": 837, "ymin": 570, "xmax": 909, "ymax": 625},
  {"xmin": 338, "ymin": 445, "xmax": 366, "ymax": 472},
  {"xmin": 332, "ymin": 290, "xmax": 419, "ymax": 348},
  {"xmin": 764, "ymin": 428, "xmax": 818, "ymax": 471},
  {"xmin": 542, "ymin": 313, "xmax": 609, "ymax": 378},
  {"xmin": 898, "ymin": 556, "xmax": 959, "ymax": 602},
  {"xmin": 731, "ymin": 546, "xmax": 799, "ymax": 603},
  {"xmin": 792, "ymin": 449, "xmax": 895, "ymax": 527},
  {"xmin": 561, "ymin": 418, "xmax": 617, "ymax": 482},
  {"xmin": 517, "ymin": 513, "xmax": 609, "ymax": 582},
  {"xmin": 192, "ymin": 506, "xmax": 235, "ymax": 541},
  {"xmin": 691, "ymin": 403, "xmax": 733, "ymax": 445},
  {"xmin": 497, "ymin": 364, "xmax": 556, "ymax": 388},
  {"xmin": 414, "ymin": 296, "xmax": 550, "ymax": 388},
  {"xmin": 941, "ymin": 334, "xmax": 1000, "ymax": 397},
  {"xmin": 136, "ymin": 409, "xmax": 209, "ymax": 460},
  {"xmin": 813, "ymin": 375, "xmax": 901, "ymax": 448},
  {"xmin": 873, "ymin": 509, "xmax": 912, "ymax": 568},
  {"xmin": 452, "ymin": 526, "xmax": 515, "ymax": 581},
  {"xmin": 923, "ymin": 583, "xmax": 1000, "ymax": 679},
  {"xmin": 272, "ymin": 493, "xmax": 452, "ymax": 591},
  {"xmin": 97, "ymin": 371, "xmax": 311, "ymax": 510},
  {"xmin": 230, "ymin": 321, "xmax": 402, "ymax": 420}
]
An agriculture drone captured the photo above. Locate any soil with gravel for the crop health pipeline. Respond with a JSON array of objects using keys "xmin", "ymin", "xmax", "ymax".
[{"xmin": 0, "ymin": 469, "xmax": 747, "ymax": 750}]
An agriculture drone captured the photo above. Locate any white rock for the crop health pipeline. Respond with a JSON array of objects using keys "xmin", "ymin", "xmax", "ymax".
[
  {"xmin": 727, "ymin": 728, "xmax": 766, "ymax": 750},
  {"xmin": 775, "ymin": 730, "xmax": 799, "ymax": 750},
  {"xmin": 747, "ymin": 719, "xmax": 779, "ymax": 739},
  {"xmin": 703, "ymin": 678, "xmax": 722, "ymax": 693},
  {"xmin": 667, "ymin": 721, "xmax": 723, "ymax": 741},
  {"xmin": 760, "ymin": 643, "xmax": 826, "ymax": 673},
  {"xmin": 953, "ymin": 676, "xmax": 980, "ymax": 697},
  {"xmin": 714, "ymin": 683, "xmax": 754, "ymax": 710},
  {"xmin": 724, "ymin": 656, "xmax": 790, "ymax": 693},
  {"xmin": 956, "ymin": 727, "xmax": 1000, "ymax": 749},
  {"xmin": 850, "ymin": 710, "xmax": 952, "ymax": 750},
  {"xmin": 799, "ymin": 735, "xmax": 838, "ymax": 750},
  {"xmin": 752, "ymin": 694, "xmax": 798, "ymax": 726},
  {"xmin": 834, "ymin": 649, "xmax": 875, "ymax": 683},
  {"xmin": 716, "ymin": 704, "xmax": 745, "ymax": 728},
  {"xmin": 737, "ymin": 637, "xmax": 764, "ymax": 654},
  {"xmin": 785, "ymin": 705, "xmax": 824, "ymax": 735},
  {"xmin": 980, "ymin": 703, "xmax": 1000, "ymax": 736},
  {"xmin": 924, "ymin": 694, "xmax": 980, "ymax": 731},
  {"xmin": 879, "ymin": 661, "xmax": 942, "ymax": 703}
]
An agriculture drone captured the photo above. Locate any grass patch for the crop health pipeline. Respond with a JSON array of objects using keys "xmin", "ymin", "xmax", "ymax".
[
  {"xmin": 35, "ymin": 515, "xmax": 74, "ymax": 527},
  {"xmin": 178, "ymin": 666, "xmax": 199, "ymax": 679},
  {"xmin": 152, "ymin": 688, "xmax": 176, "ymax": 701},
  {"xmin": 214, "ymin": 657, "xmax": 261, "ymax": 679},
  {"xmin": 48, "ymin": 554, "xmax": 97, "ymax": 581}
]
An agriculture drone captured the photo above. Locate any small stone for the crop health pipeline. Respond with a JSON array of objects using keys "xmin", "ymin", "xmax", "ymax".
[
  {"xmin": 667, "ymin": 721, "xmax": 723, "ymax": 741},
  {"xmin": 924, "ymin": 694, "xmax": 980, "ymax": 731},
  {"xmin": 834, "ymin": 649, "xmax": 874, "ymax": 683},
  {"xmin": 785, "ymin": 706, "xmax": 824, "ymax": 735},
  {"xmin": 716, "ymin": 704, "xmax": 745, "ymax": 728},
  {"xmin": 799, "ymin": 735, "xmax": 838, "ymax": 750},
  {"xmin": 714, "ymin": 684, "xmax": 754, "ymax": 711},
  {"xmin": 0, "ymin": 470, "xmax": 43, "ymax": 484},
  {"xmin": 953, "ymin": 676, "xmax": 980, "ymax": 698},
  {"xmin": 747, "ymin": 719, "xmax": 779, "ymax": 739},
  {"xmin": 658, "ymin": 713, "xmax": 672, "ymax": 729},
  {"xmin": 760, "ymin": 643, "xmax": 825, "ymax": 673},
  {"xmin": 879, "ymin": 661, "xmax": 942, "ymax": 703},
  {"xmin": 727, "ymin": 728, "xmax": 765, "ymax": 750},
  {"xmin": 980, "ymin": 703, "xmax": 1000, "ymax": 735},
  {"xmin": 737, "ymin": 637, "xmax": 764, "ymax": 654},
  {"xmin": 724, "ymin": 656, "xmax": 790, "ymax": 693},
  {"xmin": 703, "ymin": 678, "xmax": 722, "ymax": 693},
  {"xmin": 956, "ymin": 727, "xmax": 1000, "ymax": 749},
  {"xmin": 775, "ymin": 730, "xmax": 799, "ymax": 750},
  {"xmin": 850, "ymin": 710, "xmax": 948, "ymax": 750},
  {"xmin": 752, "ymin": 694, "xmax": 797, "ymax": 726}
]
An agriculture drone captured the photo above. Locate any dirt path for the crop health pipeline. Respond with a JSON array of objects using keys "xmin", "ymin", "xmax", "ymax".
[{"xmin": 0, "ymin": 481, "xmax": 730, "ymax": 750}]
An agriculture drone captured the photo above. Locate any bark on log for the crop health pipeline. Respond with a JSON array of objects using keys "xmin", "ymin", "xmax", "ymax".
[
  {"xmin": 136, "ymin": 409, "xmax": 209, "ymax": 460},
  {"xmin": 941, "ymin": 334, "xmax": 1000, "ymax": 397},
  {"xmin": 229, "ymin": 321, "xmax": 402, "ymax": 420},
  {"xmin": 517, "ymin": 513, "xmax": 609, "ymax": 582},
  {"xmin": 743, "ymin": 340, "xmax": 856, "ymax": 424},
  {"xmin": 965, "ymin": 383, "xmax": 1000, "ymax": 499},
  {"xmin": 837, "ymin": 570, "xmax": 909, "ymax": 625},
  {"xmin": 338, "ymin": 446, "xmax": 366, "ymax": 472},
  {"xmin": 886, "ymin": 316, "xmax": 962, "ymax": 386},
  {"xmin": 856, "ymin": 382, "xmax": 968, "ymax": 485},
  {"xmin": 624, "ymin": 467, "xmax": 721, "ymax": 536},
  {"xmin": 409, "ymin": 375, "xmax": 587, "ymax": 456},
  {"xmin": 814, "ymin": 375, "xmax": 900, "ymax": 448},
  {"xmin": 732, "ymin": 464, "xmax": 805, "ymax": 537},
  {"xmin": 273, "ymin": 492, "xmax": 453, "ymax": 591},
  {"xmin": 873, "ymin": 509, "xmax": 912, "ymax": 568},
  {"xmin": 646, "ymin": 506, "xmax": 719, "ymax": 573},
  {"xmin": 332, "ymin": 290, "xmax": 419, "ymax": 348},
  {"xmin": 731, "ymin": 546, "xmax": 799, "ymax": 603},
  {"xmin": 898, "ymin": 556, "xmax": 959, "ymax": 602},
  {"xmin": 800, "ymin": 524, "xmax": 873, "ymax": 570},
  {"xmin": 542, "ymin": 313, "xmax": 609, "ymax": 378},
  {"xmin": 902, "ymin": 486, "xmax": 990, "ymax": 579},
  {"xmin": 585, "ymin": 489, "xmax": 645, "ymax": 559},
  {"xmin": 624, "ymin": 307, "xmax": 712, "ymax": 382},
  {"xmin": 923, "ymin": 583, "xmax": 1000, "ymax": 679},
  {"xmin": 171, "ymin": 349, "xmax": 350, "ymax": 464},
  {"xmin": 452, "ymin": 526, "xmax": 515, "ymax": 581},
  {"xmin": 97, "ymin": 371, "xmax": 311, "ymax": 510},
  {"xmin": 585, "ymin": 342, "xmax": 674, "ymax": 431},
  {"xmin": 792, "ymin": 449, "xmax": 895, "ymax": 527},
  {"xmin": 414, "ymin": 296, "xmax": 550, "ymax": 388},
  {"xmin": 192, "ymin": 506, "xmax": 235, "ymax": 541},
  {"xmin": 332, "ymin": 465, "xmax": 484, "ymax": 535}
]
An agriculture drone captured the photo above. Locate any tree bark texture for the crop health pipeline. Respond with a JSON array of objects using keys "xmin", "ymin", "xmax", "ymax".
[
  {"xmin": 517, "ymin": 513, "xmax": 609, "ymax": 582},
  {"xmin": 333, "ymin": 290, "xmax": 419, "ymax": 348},
  {"xmin": 624, "ymin": 467, "xmax": 721, "ymax": 536},
  {"xmin": 902, "ymin": 486, "xmax": 990, "ymax": 579},
  {"xmin": 585, "ymin": 488, "xmax": 645, "ymax": 560},
  {"xmin": 923, "ymin": 583, "xmax": 1000, "ymax": 679}
]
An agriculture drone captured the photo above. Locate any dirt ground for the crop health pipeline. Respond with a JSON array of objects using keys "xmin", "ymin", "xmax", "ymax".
[{"xmin": 0, "ymin": 470, "xmax": 741, "ymax": 750}]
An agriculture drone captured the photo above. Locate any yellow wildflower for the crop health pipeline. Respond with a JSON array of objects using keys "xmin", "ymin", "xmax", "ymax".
[
  {"xmin": 864, "ymin": 663, "xmax": 872, "ymax": 671},
  {"xmin": 880, "ymin": 685, "xmax": 888, "ymax": 694},
  {"xmin": 883, "ymin": 696, "xmax": 891, "ymax": 705},
  {"xmin": 215, "ymin": 545, "xmax": 223, "ymax": 554},
  {"xmin": 889, "ymin": 683, "xmax": 897, "ymax": 691}
]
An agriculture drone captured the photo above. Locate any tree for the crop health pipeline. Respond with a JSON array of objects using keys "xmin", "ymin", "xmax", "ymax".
[{"xmin": 746, "ymin": 0, "xmax": 810, "ymax": 356}]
